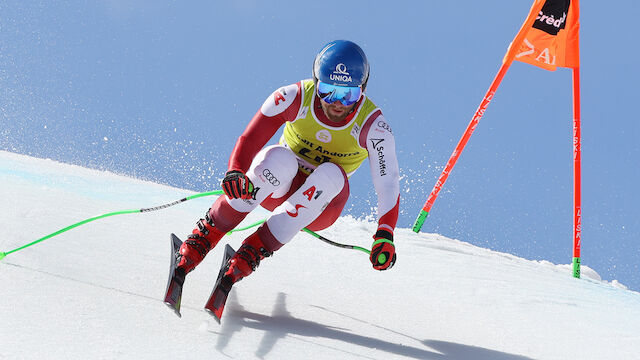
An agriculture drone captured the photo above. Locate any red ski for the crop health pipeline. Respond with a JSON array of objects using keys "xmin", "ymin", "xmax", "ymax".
[
  {"xmin": 204, "ymin": 244, "xmax": 236, "ymax": 323},
  {"xmin": 164, "ymin": 234, "xmax": 186, "ymax": 317}
]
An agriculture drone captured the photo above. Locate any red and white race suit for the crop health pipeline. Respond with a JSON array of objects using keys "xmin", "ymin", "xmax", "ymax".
[{"xmin": 209, "ymin": 79, "xmax": 400, "ymax": 246}]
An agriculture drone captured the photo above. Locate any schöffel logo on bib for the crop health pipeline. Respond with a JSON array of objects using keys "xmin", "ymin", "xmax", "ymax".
[
  {"xmin": 533, "ymin": 0, "xmax": 570, "ymax": 35},
  {"xmin": 330, "ymin": 63, "xmax": 352, "ymax": 83}
]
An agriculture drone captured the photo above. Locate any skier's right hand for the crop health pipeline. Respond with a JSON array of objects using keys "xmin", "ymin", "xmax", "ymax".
[{"xmin": 221, "ymin": 170, "xmax": 254, "ymax": 200}]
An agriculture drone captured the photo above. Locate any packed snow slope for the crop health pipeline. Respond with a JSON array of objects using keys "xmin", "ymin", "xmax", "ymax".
[{"xmin": 1, "ymin": 150, "xmax": 639, "ymax": 360}]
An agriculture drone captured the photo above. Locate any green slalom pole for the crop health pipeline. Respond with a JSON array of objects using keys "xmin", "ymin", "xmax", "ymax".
[
  {"xmin": 0, "ymin": 190, "xmax": 368, "ymax": 261},
  {"xmin": 412, "ymin": 209, "xmax": 429, "ymax": 233}
]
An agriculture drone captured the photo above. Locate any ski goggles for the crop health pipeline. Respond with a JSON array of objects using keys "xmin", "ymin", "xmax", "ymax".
[{"xmin": 316, "ymin": 81, "xmax": 362, "ymax": 106}]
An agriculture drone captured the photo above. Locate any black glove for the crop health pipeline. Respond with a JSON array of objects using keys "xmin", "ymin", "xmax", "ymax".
[
  {"xmin": 370, "ymin": 229, "xmax": 396, "ymax": 270},
  {"xmin": 221, "ymin": 170, "xmax": 254, "ymax": 200}
]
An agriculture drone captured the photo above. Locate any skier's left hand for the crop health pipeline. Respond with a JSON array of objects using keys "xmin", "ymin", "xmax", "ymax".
[{"xmin": 370, "ymin": 229, "xmax": 396, "ymax": 270}]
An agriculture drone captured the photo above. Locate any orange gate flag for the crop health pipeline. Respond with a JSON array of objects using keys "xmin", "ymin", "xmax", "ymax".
[
  {"xmin": 412, "ymin": 0, "xmax": 583, "ymax": 280},
  {"xmin": 504, "ymin": 0, "xmax": 580, "ymax": 70},
  {"xmin": 505, "ymin": 0, "xmax": 583, "ymax": 279}
]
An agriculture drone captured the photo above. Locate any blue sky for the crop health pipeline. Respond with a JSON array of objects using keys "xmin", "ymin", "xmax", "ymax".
[{"xmin": 1, "ymin": 1, "xmax": 639, "ymax": 291}]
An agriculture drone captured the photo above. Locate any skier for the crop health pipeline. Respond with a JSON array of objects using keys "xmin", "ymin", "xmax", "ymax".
[{"xmin": 168, "ymin": 40, "xmax": 400, "ymax": 317}]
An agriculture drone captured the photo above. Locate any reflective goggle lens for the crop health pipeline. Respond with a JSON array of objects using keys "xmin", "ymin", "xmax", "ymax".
[{"xmin": 316, "ymin": 81, "xmax": 362, "ymax": 106}]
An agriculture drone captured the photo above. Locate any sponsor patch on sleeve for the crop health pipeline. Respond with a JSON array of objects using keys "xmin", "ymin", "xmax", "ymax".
[{"xmin": 260, "ymin": 83, "xmax": 299, "ymax": 117}]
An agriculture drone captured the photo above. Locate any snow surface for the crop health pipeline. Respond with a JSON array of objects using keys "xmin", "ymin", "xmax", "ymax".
[{"xmin": 1, "ymin": 150, "xmax": 639, "ymax": 360}]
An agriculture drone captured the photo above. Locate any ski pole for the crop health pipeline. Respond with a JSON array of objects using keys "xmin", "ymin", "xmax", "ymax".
[
  {"xmin": 0, "ymin": 190, "xmax": 225, "ymax": 261},
  {"xmin": 0, "ymin": 190, "xmax": 369, "ymax": 261},
  {"xmin": 302, "ymin": 228, "xmax": 370, "ymax": 255},
  {"xmin": 218, "ymin": 219, "xmax": 369, "ymax": 254}
]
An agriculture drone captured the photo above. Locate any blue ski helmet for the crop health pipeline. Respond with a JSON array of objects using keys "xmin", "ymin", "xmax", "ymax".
[{"xmin": 313, "ymin": 40, "xmax": 370, "ymax": 90}]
